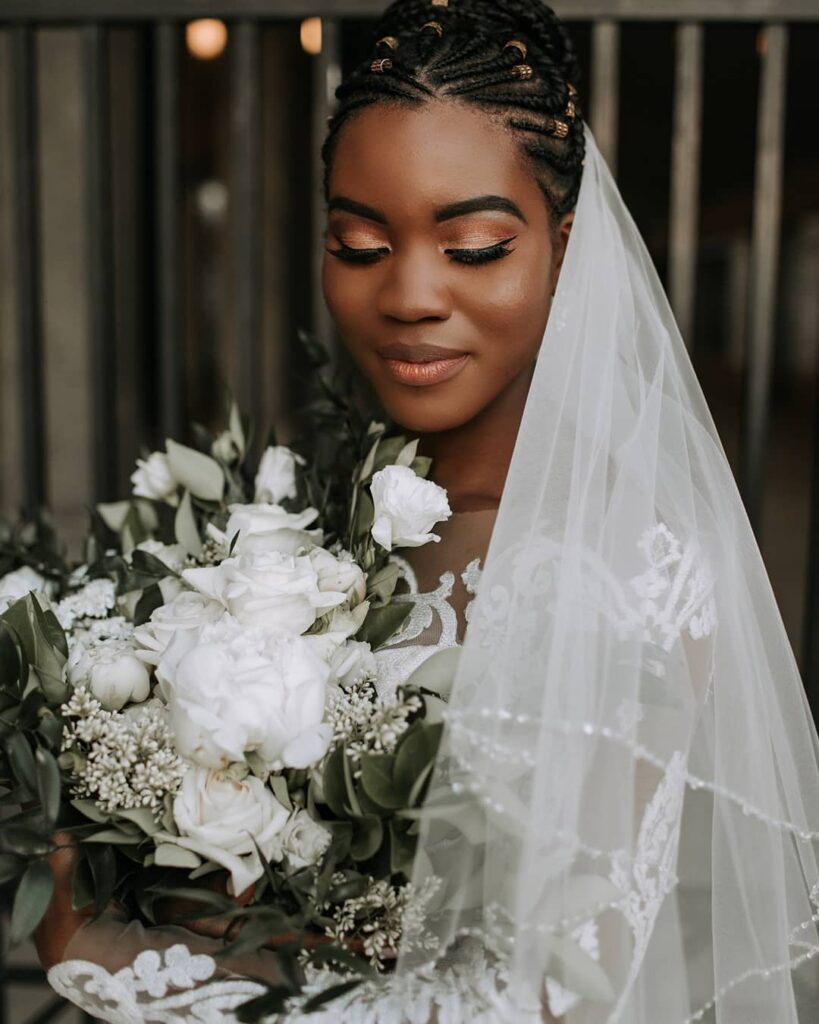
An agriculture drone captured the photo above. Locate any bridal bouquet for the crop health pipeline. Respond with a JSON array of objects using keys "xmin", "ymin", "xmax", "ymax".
[{"xmin": 0, "ymin": 386, "xmax": 455, "ymax": 1014}]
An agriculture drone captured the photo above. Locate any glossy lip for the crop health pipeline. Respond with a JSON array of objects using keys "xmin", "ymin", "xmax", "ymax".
[
  {"xmin": 381, "ymin": 352, "xmax": 469, "ymax": 387},
  {"xmin": 378, "ymin": 342, "xmax": 468, "ymax": 363}
]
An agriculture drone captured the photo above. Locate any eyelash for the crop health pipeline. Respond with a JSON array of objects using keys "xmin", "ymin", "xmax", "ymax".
[{"xmin": 327, "ymin": 237, "xmax": 517, "ymax": 267}]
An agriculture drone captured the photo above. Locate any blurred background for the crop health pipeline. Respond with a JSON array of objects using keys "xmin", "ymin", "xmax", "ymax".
[{"xmin": 0, "ymin": 1, "xmax": 818, "ymax": 1016}]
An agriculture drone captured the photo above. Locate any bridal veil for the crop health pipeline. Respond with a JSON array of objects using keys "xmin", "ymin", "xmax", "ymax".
[{"xmin": 401, "ymin": 124, "xmax": 819, "ymax": 1022}]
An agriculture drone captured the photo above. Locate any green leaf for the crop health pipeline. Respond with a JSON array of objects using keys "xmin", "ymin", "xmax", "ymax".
[
  {"xmin": 71, "ymin": 853, "xmax": 95, "ymax": 911},
  {"xmin": 350, "ymin": 816, "xmax": 383, "ymax": 861},
  {"xmin": 366, "ymin": 564, "xmax": 400, "ymax": 604},
  {"xmin": 134, "ymin": 584, "xmax": 165, "ymax": 627},
  {"xmin": 71, "ymin": 797, "xmax": 112, "ymax": 824},
  {"xmin": 547, "ymin": 934, "xmax": 616, "ymax": 1002},
  {"xmin": 354, "ymin": 491, "xmax": 375, "ymax": 541},
  {"xmin": 302, "ymin": 979, "xmax": 364, "ymax": 1013},
  {"xmin": 10, "ymin": 860, "xmax": 54, "ymax": 945},
  {"xmin": 396, "ymin": 439, "xmax": 419, "ymax": 468},
  {"xmin": 154, "ymin": 843, "xmax": 203, "ymax": 869},
  {"xmin": 86, "ymin": 843, "xmax": 117, "ymax": 917},
  {"xmin": 0, "ymin": 621, "xmax": 24, "ymax": 690},
  {"xmin": 85, "ymin": 828, "xmax": 141, "ymax": 845},
  {"xmin": 5, "ymin": 732, "xmax": 37, "ymax": 798},
  {"xmin": 394, "ymin": 723, "xmax": 443, "ymax": 805},
  {"xmin": 166, "ymin": 439, "xmax": 225, "ymax": 502},
  {"xmin": 0, "ymin": 826, "xmax": 55, "ymax": 857},
  {"xmin": 358, "ymin": 602, "xmax": 413, "ymax": 651},
  {"xmin": 35, "ymin": 747, "xmax": 61, "ymax": 826},
  {"xmin": 404, "ymin": 647, "xmax": 461, "ymax": 700},
  {"xmin": 322, "ymin": 746, "xmax": 351, "ymax": 818},
  {"xmin": 359, "ymin": 753, "xmax": 404, "ymax": 811},
  {"xmin": 117, "ymin": 806, "xmax": 162, "ymax": 836},
  {"xmin": 96, "ymin": 501, "xmax": 131, "ymax": 533},
  {"xmin": 175, "ymin": 490, "xmax": 203, "ymax": 558},
  {"xmin": 0, "ymin": 852, "xmax": 25, "ymax": 885},
  {"xmin": 410, "ymin": 456, "xmax": 433, "ymax": 479}
]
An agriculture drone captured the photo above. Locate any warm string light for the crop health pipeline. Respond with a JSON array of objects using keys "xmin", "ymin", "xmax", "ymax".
[
  {"xmin": 186, "ymin": 19, "xmax": 228, "ymax": 61},
  {"xmin": 301, "ymin": 17, "xmax": 323, "ymax": 56}
]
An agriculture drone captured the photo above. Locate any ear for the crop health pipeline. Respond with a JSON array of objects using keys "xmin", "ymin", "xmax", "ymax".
[{"xmin": 552, "ymin": 211, "xmax": 574, "ymax": 282}]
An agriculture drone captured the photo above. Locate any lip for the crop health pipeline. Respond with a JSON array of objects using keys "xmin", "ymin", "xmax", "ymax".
[{"xmin": 382, "ymin": 354, "xmax": 469, "ymax": 387}]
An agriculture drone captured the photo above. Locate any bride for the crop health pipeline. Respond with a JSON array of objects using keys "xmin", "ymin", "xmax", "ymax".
[{"xmin": 37, "ymin": 0, "xmax": 819, "ymax": 1020}]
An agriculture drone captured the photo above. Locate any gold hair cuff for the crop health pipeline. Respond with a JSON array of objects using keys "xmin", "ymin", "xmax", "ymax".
[
  {"xmin": 377, "ymin": 35, "xmax": 398, "ymax": 50},
  {"xmin": 431, "ymin": 0, "xmax": 449, "ymax": 6},
  {"xmin": 421, "ymin": 20, "xmax": 444, "ymax": 37},
  {"xmin": 511, "ymin": 64, "xmax": 534, "ymax": 80},
  {"xmin": 549, "ymin": 117, "xmax": 570, "ymax": 139},
  {"xmin": 504, "ymin": 39, "xmax": 528, "ymax": 61},
  {"xmin": 371, "ymin": 57, "xmax": 394, "ymax": 73}
]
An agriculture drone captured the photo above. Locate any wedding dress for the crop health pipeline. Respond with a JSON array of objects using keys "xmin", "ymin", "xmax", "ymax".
[{"xmin": 48, "ymin": 125, "xmax": 819, "ymax": 1022}]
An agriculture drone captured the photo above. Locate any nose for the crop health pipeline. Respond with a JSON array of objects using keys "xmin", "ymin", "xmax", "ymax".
[{"xmin": 376, "ymin": 245, "xmax": 453, "ymax": 324}]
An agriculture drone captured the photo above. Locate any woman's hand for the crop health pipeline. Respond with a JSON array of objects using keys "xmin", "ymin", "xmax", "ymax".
[{"xmin": 34, "ymin": 833, "xmax": 94, "ymax": 971}]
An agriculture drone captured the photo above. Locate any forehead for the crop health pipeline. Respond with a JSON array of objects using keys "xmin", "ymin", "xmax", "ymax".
[{"xmin": 328, "ymin": 99, "xmax": 544, "ymax": 217}]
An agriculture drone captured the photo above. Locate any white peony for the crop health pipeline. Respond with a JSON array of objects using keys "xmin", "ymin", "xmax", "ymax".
[
  {"xmin": 183, "ymin": 550, "xmax": 345, "ymax": 636},
  {"xmin": 278, "ymin": 810, "xmax": 332, "ymax": 870},
  {"xmin": 130, "ymin": 451, "xmax": 179, "ymax": 506},
  {"xmin": 370, "ymin": 465, "xmax": 451, "ymax": 551},
  {"xmin": 68, "ymin": 637, "xmax": 151, "ymax": 711},
  {"xmin": 218, "ymin": 503, "xmax": 322, "ymax": 556},
  {"xmin": 166, "ymin": 629, "xmax": 333, "ymax": 771},
  {"xmin": 165, "ymin": 767, "xmax": 289, "ymax": 896},
  {"xmin": 0, "ymin": 566, "xmax": 49, "ymax": 614},
  {"xmin": 133, "ymin": 589, "xmax": 225, "ymax": 667},
  {"xmin": 254, "ymin": 446, "xmax": 304, "ymax": 504},
  {"xmin": 307, "ymin": 547, "xmax": 367, "ymax": 607}
]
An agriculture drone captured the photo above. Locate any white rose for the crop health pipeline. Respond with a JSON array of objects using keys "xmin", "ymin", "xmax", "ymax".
[
  {"xmin": 183, "ymin": 550, "xmax": 345, "ymax": 636},
  {"xmin": 69, "ymin": 637, "xmax": 151, "ymax": 710},
  {"xmin": 308, "ymin": 547, "xmax": 367, "ymax": 606},
  {"xmin": 134, "ymin": 589, "xmax": 225, "ymax": 667},
  {"xmin": 220, "ymin": 503, "xmax": 322, "ymax": 556},
  {"xmin": 167, "ymin": 631, "xmax": 332, "ymax": 771},
  {"xmin": 254, "ymin": 446, "xmax": 304, "ymax": 504},
  {"xmin": 131, "ymin": 452, "xmax": 179, "ymax": 506},
  {"xmin": 370, "ymin": 465, "xmax": 451, "ymax": 551},
  {"xmin": 329, "ymin": 640, "xmax": 377, "ymax": 688},
  {"xmin": 0, "ymin": 566, "xmax": 48, "ymax": 613},
  {"xmin": 164, "ymin": 768, "xmax": 289, "ymax": 896},
  {"xmin": 279, "ymin": 810, "xmax": 331, "ymax": 870}
]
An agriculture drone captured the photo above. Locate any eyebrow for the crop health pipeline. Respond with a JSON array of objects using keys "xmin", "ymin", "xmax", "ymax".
[{"xmin": 328, "ymin": 194, "xmax": 528, "ymax": 226}]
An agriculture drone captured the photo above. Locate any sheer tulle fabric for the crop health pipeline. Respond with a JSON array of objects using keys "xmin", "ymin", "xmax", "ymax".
[{"xmin": 398, "ymin": 125, "xmax": 819, "ymax": 1022}]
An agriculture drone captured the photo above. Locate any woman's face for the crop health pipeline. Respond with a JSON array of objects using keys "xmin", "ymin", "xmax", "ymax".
[{"xmin": 323, "ymin": 100, "xmax": 573, "ymax": 435}]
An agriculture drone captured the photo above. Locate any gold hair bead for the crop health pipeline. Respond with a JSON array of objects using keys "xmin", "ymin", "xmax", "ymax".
[
  {"xmin": 565, "ymin": 98, "xmax": 577, "ymax": 121},
  {"xmin": 549, "ymin": 117, "xmax": 570, "ymax": 139},
  {"xmin": 371, "ymin": 57, "xmax": 394, "ymax": 73},
  {"xmin": 431, "ymin": 0, "xmax": 449, "ymax": 6},
  {"xmin": 377, "ymin": 35, "xmax": 398, "ymax": 50},
  {"xmin": 503, "ymin": 39, "xmax": 528, "ymax": 61},
  {"xmin": 568, "ymin": 82, "xmax": 578, "ymax": 97},
  {"xmin": 421, "ymin": 20, "xmax": 444, "ymax": 37},
  {"xmin": 510, "ymin": 64, "xmax": 534, "ymax": 81}
]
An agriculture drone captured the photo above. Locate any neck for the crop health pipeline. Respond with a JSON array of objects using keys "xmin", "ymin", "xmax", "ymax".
[{"xmin": 418, "ymin": 364, "xmax": 533, "ymax": 513}]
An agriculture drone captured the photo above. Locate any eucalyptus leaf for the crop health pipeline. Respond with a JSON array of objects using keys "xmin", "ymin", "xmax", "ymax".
[
  {"xmin": 175, "ymin": 490, "xmax": 203, "ymax": 558},
  {"xmin": 350, "ymin": 816, "xmax": 383, "ymax": 861},
  {"xmin": 396, "ymin": 439, "xmax": 420, "ymax": 468},
  {"xmin": 547, "ymin": 933, "xmax": 616, "ymax": 1002},
  {"xmin": 154, "ymin": 844, "xmax": 203, "ymax": 869},
  {"xmin": 117, "ymin": 806, "xmax": 163, "ymax": 836},
  {"xmin": 71, "ymin": 797, "xmax": 112, "ymax": 824},
  {"xmin": 10, "ymin": 860, "xmax": 54, "ymax": 945},
  {"xmin": 5, "ymin": 731, "xmax": 37, "ymax": 798},
  {"xmin": 358, "ymin": 602, "xmax": 413, "ymax": 651},
  {"xmin": 85, "ymin": 828, "xmax": 142, "ymax": 845},
  {"xmin": 404, "ymin": 647, "xmax": 461, "ymax": 700},
  {"xmin": 166, "ymin": 439, "xmax": 225, "ymax": 502},
  {"xmin": 96, "ymin": 501, "xmax": 131, "ymax": 533},
  {"xmin": 366, "ymin": 563, "xmax": 400, "ymax": 604},
  {"xmin": 359, "ymin": 753, "xmax": 404, "ymax": 811},
  {"xmin": 35, "ymin": 747, "xmax": 61, "ymax": 826}
]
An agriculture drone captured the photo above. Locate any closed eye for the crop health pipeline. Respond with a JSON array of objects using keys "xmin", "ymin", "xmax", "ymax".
[
  {"xmin": 444, "ymin": 236, "xmax": 518, "ymax": 265},
  {"xmin": 326, "ymin": 242, "xmax": 390, "ymax": 266}
]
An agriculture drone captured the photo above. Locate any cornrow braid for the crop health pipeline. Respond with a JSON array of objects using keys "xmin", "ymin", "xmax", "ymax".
[{"xmin": 322, "ymin": 0, "xmax": 585, "ymax": 221}]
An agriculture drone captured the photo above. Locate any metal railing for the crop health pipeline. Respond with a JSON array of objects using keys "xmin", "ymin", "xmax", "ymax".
[{"xmin": 0, "ymin": 1, "xmax": 818, "ymax": 1018}]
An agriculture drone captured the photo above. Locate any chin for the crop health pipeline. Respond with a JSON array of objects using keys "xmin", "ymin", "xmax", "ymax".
[{"xmin": 378, "ymin": 387, "xmax": 479, "ymax": 436}]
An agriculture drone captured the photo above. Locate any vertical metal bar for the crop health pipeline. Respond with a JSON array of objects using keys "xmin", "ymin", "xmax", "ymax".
[
  {"xmin": 154, "ymin": 22, "xmax": 183, "ymax": 440},
  {"xmin": 311, "ymin": 17, "xmax": 341, "ymax": 356},
  {"xmin": 590, "ymin": 19, "xmax": 620, "ymax": 176},
  {"xmin": 669, "ymin": 23, "xmax": 703, "ymax": 350},
  {"xmin": 231, "ymin": 20, "xmax": 263, "ymax": 426},
  {"xmin": 10, "ymin": 26, "xmax": 46, "ymax": 515},
  {"xmin": 83, "ymin": 23, "xmax": 117, "ymax": 499},
  {"xmin": 740, "ymin": 24, "xmax": 788, "ymax": 532}
]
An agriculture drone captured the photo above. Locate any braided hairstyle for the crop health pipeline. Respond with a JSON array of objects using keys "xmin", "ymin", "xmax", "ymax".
[{"xmin": 322, "ymin": 0, "xmax": 585, "ymax": 224}]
